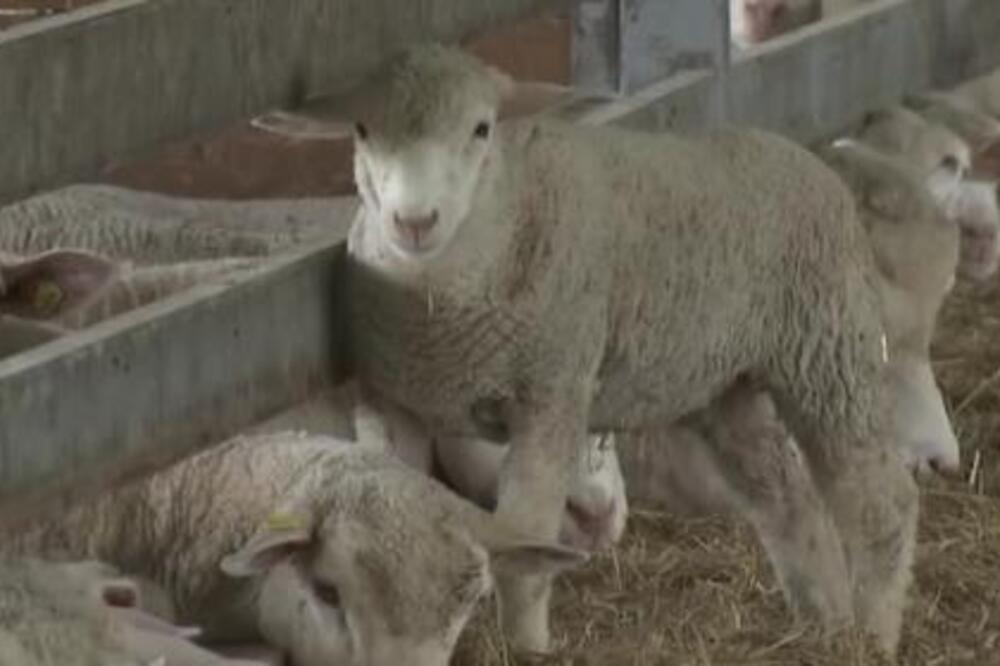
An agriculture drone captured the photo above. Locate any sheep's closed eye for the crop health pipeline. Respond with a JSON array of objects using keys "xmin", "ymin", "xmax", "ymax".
[
  {"xmin": 355, "ymin": 122, "xmax": 368, "ymax": 140},
  {"xmin": 473, "ymin": 121, "xmax": 490, "ymax": 139}
]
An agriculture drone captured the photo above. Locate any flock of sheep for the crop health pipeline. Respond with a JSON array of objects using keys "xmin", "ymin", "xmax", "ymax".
[{"xmin": 1, "ymin": 29, "xmax": 1000, "ymax": 666}]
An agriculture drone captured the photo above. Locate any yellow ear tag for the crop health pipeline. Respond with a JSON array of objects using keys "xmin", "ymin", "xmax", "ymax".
[
  {"xmin": 264, "ymin": 512, "xmax": 307, "ymax": 532},
  {"xmin": 33, "ymin": 280, "xmax": 64, "ymax": 316}
]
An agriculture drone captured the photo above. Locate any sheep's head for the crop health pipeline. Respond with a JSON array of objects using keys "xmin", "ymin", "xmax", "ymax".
[
  {"xmin": 823, "ymin": 139, "xmax": 962, "ymax": 477},
  {"xmin": 220, "ymin": 452, "xmax": 584, "ymax": 666},
  {"xmin": 730, "ymin": 0, "xmax": 821, "ymax": 46},
  {"xmin": 348, "ymin": 44, "xmax": 513, "ymax": 261},
  {"xmin": 856, "ymin": 106, "xmax": 972, "ymax": 204}
]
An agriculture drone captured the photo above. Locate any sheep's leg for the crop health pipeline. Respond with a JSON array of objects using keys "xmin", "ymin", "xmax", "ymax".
[
  {"xmin": 678, "ymin": 386, "xmax": 853, "ymax": 627},
  {"xmin": 767, "ymin": 344, "xmax": 917, "ymax": 653},
  {"xmin": 494, "ymin": 401, "xmax": 584, "ymax": 653}
]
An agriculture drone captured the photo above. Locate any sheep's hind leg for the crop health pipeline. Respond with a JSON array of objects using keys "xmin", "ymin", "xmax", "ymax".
[
  {"xmin": 768, "ymin": 344, "xmax": 918, "ymax": 654},
  {"xmin": 678, "ymin": 382, "xmax": 853, "ymax": 628}
]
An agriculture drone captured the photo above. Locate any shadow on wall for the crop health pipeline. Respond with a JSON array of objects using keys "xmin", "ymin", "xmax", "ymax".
[{"xmin": 98, "ymin": 13, "xmax": 571, "ymax": 201}]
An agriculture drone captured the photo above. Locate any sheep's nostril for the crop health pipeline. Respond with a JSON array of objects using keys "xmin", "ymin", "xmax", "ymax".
[
  {"xmin": 393, "ymin": 210, "xmax": 439, "ymax": 238},
  {"xmin": 567, "ymin": 499, "xmax": 616, "ymax": 534},
  {"xmin": 929, "ymin": 454, "xmax": 960, "ymax": 478}
]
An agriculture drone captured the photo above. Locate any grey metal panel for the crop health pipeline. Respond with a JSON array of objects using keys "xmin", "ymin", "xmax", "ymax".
[
  {"xmin": 573, "ymin": 0, "xmax": 1000, "ymax": 144},
  {"xmin": 0, "ymin": 237, "xmax": 345, "ymax": 527},
  {"xmin": 619, "ymin": 0, "xmax": 729, "ymax": 93},
  {"xmin": 0, "ymin": 0, "xmax": 563, "ymax": 206},
  {"xmin": 571, "ymin": 0, "xmax": 620, "ymax": 95}
]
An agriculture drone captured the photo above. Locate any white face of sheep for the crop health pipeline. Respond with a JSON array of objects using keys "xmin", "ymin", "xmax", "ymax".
[
  {"xmin": 435, "ymin": 432, "xmax": 628, "ymax": 553},
  {"xmin": 220, "ymin": 470, "xmax": 584, "ymax": 666},
  {"xmin": 347, "ymin": 46, "xmax": 513, "ymax": 264},
  {"xmin": 730, "ymin": 0, "xmax": 821, "ymax": 46},
  {"xmin": 946, "ymin": 180, "xmax": 1000, "ymax": 281}
]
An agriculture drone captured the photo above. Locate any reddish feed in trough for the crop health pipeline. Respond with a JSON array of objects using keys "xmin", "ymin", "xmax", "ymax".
[{"xmin": 99, "ymin": 13, "xmax": 572, "ymax": 201}]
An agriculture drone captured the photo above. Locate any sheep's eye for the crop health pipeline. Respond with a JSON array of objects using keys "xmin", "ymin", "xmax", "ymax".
[
  {"xmin": 473, "ymin": 121, "xmax": 491, "ymax": 140},
  {"xmin": 313, "ymin": 580, "xmax": 341, "ymax": 607},
  {"xmin": 355, "ymin": 122, "xmax": 368, "ymax": 141},
  {"xmin": 940, "ymin": 155, "xmax": 961, "ymax": 173}
]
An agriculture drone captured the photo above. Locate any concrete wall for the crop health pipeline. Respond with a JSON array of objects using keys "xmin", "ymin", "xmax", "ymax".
[{"xmin": 0, "ymin": 0, "xmax": 565, "ymax": 206}]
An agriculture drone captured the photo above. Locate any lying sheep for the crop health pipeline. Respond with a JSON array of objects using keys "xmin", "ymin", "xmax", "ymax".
[
  {"xmin": 246, "ymin": 383, "xmax": 630, "ymax": 554},
  {"xmin": 0, "ymin": 184, "xmax": 351, "ymax": 264},
  {"xmin": 270, "ymin": 44, "xmax": 916, "ymax": 655},
  {"xmin": 2, "ymin": 430, "xmax": 583, "ymax": 666},
  {"xmin": 0, "ymin": 248, "xmax": 263, "ymax": 330},
  {"xmin": 0, "ymin": 557, "xmax": 261, "ymax": 666}
]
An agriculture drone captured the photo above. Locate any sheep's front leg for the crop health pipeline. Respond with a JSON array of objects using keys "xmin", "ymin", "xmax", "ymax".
[{"xmin": 494, "ymin": 400, "xmax": 585, "ymax": 653}]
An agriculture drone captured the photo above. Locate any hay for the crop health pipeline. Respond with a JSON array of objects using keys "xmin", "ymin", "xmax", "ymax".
[
  {"xmin": 456, "ymin": 492, "xmax": 1000, "ymax": 665},
  {"xmin": 454, "ymin": 273, "xmax": 1000, "ymax": 665}
]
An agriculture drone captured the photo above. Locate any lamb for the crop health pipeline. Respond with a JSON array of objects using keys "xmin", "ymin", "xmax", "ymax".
[
  {"xmin": 248, "ymin": 383, "xmax": 629, "ymax": 553},
  {"xmin": 0, "ymin": 184, "xmax": 352, "ymax": 264},
  {"xmin": 296, "ymin": 44, "xmax": 916, "ymax": 655},
  {"xmin": 0, "ymin": 557, "xmax": 262, "ymax": 666},
  {"xmin": 820, "ymin": 139, "xmax": 962, "ymax": 473},
  {"xmin": 854, "ymin": 105, "xmax": 1000, "ymax": 281},
  {"xmin": 2, "ymin": 430, "xmax": 583, "ymax": 666}
]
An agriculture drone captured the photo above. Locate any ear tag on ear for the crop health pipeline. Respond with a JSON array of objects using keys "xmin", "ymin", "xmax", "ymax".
[
  {"xmin": 33, "ymin": 280, "xmax": 64, "ymax": 315},
  {"xmin": 264, "ymin": 511, "xmax": 308, "ymax": 532}
]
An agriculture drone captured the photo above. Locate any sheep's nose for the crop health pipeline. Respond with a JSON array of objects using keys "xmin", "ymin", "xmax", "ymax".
[
  {"xmin": 567, "ymin": 498, "xmax": 617, "ymax": 540},
  {"xmin": 928, "ymin": 453, "xmax": 961, "ymax": 478},
  {"xmin": 394, "ymin": 210, "xmax": 439, "ymax": 236}
]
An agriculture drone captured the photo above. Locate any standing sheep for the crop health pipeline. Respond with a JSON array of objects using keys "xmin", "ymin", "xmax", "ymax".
[
  {"xmin": 854, "ymin": 106, "xmax": 1000, "ymax": 281},
  {"xmin": 315, "ymin": 44, "xmax": 914, "ymax": 655},
  {"xmin": 821, "ymin": 139, "xmax": 961, "ymax": 474},
  {"xmin": 0, "ymin": 557, "xmax": 262, "ymax": 666},
  {"xmin": 2, "ymin": 430, "xmax": 583, "ymax": 666}
]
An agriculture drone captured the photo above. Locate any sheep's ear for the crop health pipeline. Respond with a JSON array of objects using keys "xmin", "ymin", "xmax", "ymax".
[
  {"xmin": 487, "ymin": 541, "xmax": 588, "ymax": 576},
  {"xmin": 0, "ymin": 250, "xmax": 118, "ymax": 320},
  {"xmin": 469, "ymin": 516, "xmax": 588, "ymax": 576},
  {"xmin": 485, "ymin": 64, "xmax": 516, "ymax": 100},
  {"xmin": 220, "ymin": 512, "xmax": 314, "ymax": 577},
  {"xmin": 250, "ymin": 108, "xmax": 354, "ymax": 141}
]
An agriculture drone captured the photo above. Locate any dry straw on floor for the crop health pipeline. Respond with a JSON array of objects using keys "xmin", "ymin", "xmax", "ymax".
[{"xmin": 456, "ymin": 274, "xmax": 1000, "ymax": 666}]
